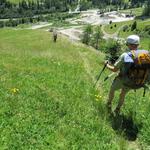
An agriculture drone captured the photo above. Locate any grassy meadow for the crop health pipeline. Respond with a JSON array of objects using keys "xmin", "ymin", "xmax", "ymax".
[
  {"xmin": 103, "ymin": 18, "xmax": 150, "ymax": 49},
  {"xmin": 119, "ymin": 7, "xmax": 144, "ymax": 17},
  {"xmin": 0, "ymin": 28, "xmax": 150, "ymax": 149},
  {"xmin": 0, "ymin": 29, "xmax": 120, "ymax": 149}
]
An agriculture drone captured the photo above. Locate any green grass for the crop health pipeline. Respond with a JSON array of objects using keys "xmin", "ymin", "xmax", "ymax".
[
  {"xmin": 104, "ymin": 18, "xmax": 150, "ymax": 34},
  {"xmin": 104, "ymin": 20, "xmax": 133, "ymax": 34},
  {"xmin": 118, "ymin": 19, "xmax": 150, "ymax": 49},
  {"xmin": 119, "ymin": 7, "xmax": 144, "ymax": 17},
  {"xmin": 103, "ymin": 18, "xmax": 150, "ymax": 49},
  {"xmin": 0, "ymin": 28, "xmax": 150, "ymax": 149},
  {"xmin": 0, "ymin": 29, "xmax": 122, "ymax": 149}
]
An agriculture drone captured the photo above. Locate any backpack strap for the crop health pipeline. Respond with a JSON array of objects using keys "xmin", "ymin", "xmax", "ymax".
[{"xmin": 131, "ymin": 50, "xmax": 136, "ymax": 60}]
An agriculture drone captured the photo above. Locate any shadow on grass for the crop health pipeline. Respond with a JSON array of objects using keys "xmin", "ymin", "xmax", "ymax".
[
  {"xmin": 110, "ymin": 113, "xmax": 139, "ymax": 141},
  {"xmin": 93, "ymin": 98, "xmax": 141, "ymax": 141}
]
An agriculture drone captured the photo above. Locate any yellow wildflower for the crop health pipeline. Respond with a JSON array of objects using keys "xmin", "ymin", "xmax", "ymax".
[
  {"xmin": 95, "ymin": 94, "xmax": 102, "ymax": 101},
  {"xmin": 11, "ymin": 88, "xmax": 19, "ymax": 93},
  {"xmin": 95, "ymin": 95, "xmax": 102, "ymax": 98}
]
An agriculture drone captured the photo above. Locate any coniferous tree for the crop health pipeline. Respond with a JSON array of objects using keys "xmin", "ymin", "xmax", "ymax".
[
  {"xmin": 143, "ymin": 1, "xmax": 150, "ymax": 16},
  {"xmin": 91, "ymin": 26, "xmax": 103, "ymax": 49},
  {"xmin": 131, "ymin": 21, "xmax": 137, "ymax": 31},
  {"xmin": 82, "ymin": 24, "xmax": 92, "ymax": 45}
]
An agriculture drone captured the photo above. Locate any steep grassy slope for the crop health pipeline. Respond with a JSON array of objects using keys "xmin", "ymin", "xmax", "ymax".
[
  {"xmin": 0, "ymin": 28, "xmax": 150, "ymax": 149},
  {"xmin": 0, "ymin": 29, "xmax": 121, "ymax": 149}
]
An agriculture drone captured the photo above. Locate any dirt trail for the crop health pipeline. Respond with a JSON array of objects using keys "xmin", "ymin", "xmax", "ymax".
[
  {"xmin": 78, "ymin": 51, "xmax": 96, "ymax": 84},
  {"xmin": 27, "ymin": 22, "xmax": 52, "ymax": 29},
  {"xmin": 58, "ymin": 27, "xmax": 83, "ymax": 41},
  {"xmin": 53, "ymin": 23, "xmax": 125, "ymax": 43},
  {"xmin": 68, "ymin": 10, "xmax": 134, "ymax": 25}
]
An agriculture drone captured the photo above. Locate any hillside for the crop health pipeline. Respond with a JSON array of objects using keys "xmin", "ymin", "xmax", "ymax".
[
  {"xmin": 0, "ymin": 28, "xmax": 150, "ymax": 149},
  {"xmin": 103, "ymin": 18, "xmax": 150, "ymax": 50}
]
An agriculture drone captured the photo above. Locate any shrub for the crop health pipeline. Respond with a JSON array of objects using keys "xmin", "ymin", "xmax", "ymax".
[
  {"xmin": 0, "ymin": 21, "xmax": 5, "ymax": 28},
  {"xmin": 144, "ymin": 25, "xmax": 150, "ymax": 32},
  {"xmin": 131, "ymin": 21, "xmax": 137, "ymax": 31},
  {"xmin": 109, "ymin": 20, "xmax": 112, "ymax": 24},
  {"xmin": 104, "ymin": 39, "xmax": 122, "ymax": 64},
  {"xmin": 90, "ymin": 26, "xmax": 103, "ymax": 49},
  {"xmin": 82, "ymin": 25, "xmax": 93, "ymax": 45},
  {"xmin": 142, "ymin": 1, "xmax": 150, "ymax": 16},
  {"xmin": 123, "ymin": 25, "xmax": 128, "ymax": 32}
]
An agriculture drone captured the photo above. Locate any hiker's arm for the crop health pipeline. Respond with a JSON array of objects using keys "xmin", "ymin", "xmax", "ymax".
[
  {"xmin": 108, "ymin": 53, "xmax": 126, "ymax": 72},
  {"xmin": 105, "ymin": 53, "xmax": 125, "ymax": 72},
  {"xmin": 106, "ymin": 63, "xmax": 118, "ymax": 72}
]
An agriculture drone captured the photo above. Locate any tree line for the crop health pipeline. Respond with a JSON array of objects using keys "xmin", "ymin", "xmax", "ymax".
[
  {"xmin": 0, "ymin": 12, "xmax": 77, "ymax": 28},
  {"xmin": 0, "ymin": 0, "xmax": 73, "ymax": 19},
  {"xmin": 0, "ymin": 0, "xmax": 149, "ymax": 28},
  {"xmin": 0, "ymin": 0, "xmax": 149, "ymax": 19}
]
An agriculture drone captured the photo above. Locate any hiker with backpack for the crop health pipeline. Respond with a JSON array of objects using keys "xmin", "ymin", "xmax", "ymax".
[{"xmin": 105, "ymin": 35, "xmax": 150, "ymax": 115}]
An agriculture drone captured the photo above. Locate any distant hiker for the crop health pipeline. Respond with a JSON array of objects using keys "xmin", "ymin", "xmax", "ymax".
[
  {"xmin": 52, "ymin": 29, "xmax": 57, "ymax": 42},
  {"xmin": 106, "ymin": 35, "xmax": 150, "ymax": 115}
]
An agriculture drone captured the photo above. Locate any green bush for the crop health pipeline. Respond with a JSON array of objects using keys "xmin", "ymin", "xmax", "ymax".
[
  {"xmin": 105, "ymin": 39, "xmax": 123, "ymax": 64},
  {"xmin": 123, "ymin": 25, "xmax": 128, "ymax": 32},
  {"xmin": 131, "ymin": 21, "xmax": 137, "ymax": 31}
]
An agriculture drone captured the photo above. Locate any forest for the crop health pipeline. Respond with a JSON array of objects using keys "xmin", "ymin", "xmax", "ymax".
[
  {"xmin": 0, "ymin": 0, "xmax": 149, "ymax": 28},
  {"xmin": 0, "ymin": 0, "xmax": 149, "ymax": 19}
]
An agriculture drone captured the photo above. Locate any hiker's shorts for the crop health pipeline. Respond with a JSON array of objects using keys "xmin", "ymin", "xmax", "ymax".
[{"xmin": 111, "ymin": 76, "xmax": 130, "ymax": 92}]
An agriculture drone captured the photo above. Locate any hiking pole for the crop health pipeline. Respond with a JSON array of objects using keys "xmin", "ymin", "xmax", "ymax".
[{"xmin": 94, "ymin": 61, "xmax": 108, "ymax": 87}]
